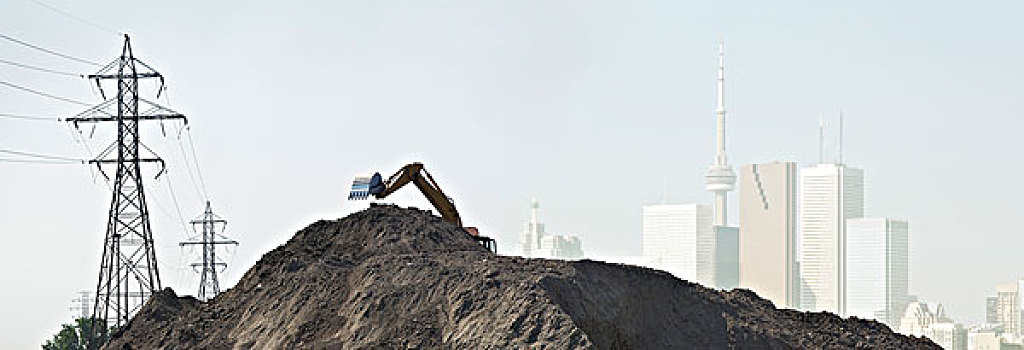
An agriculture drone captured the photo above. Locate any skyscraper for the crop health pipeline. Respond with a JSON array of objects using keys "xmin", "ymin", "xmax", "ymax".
[
  {"xmin": 739, "ymin": 161, "xmax": 798, "ymax": 308},
  {"xmin": 798, "ymin": 163, "xmax": 864, "ymax": 315},
  {"xmin": 519, "ymin": 198, "xmax": 545, "ymax": 258},
  {"xmin": 642, "ymin": 204, "xmax": 713, "ymax": 282},
  {"xmin": 986, "ymin": 296, "xmax": 999, "ymax": 324},
  {"xmin": 846, "ymin": 218, "xmax": 909, "ymax": 327},
  {"xmin": 713, "ymin": 226, "xmax": 739, "ymax": 290}
]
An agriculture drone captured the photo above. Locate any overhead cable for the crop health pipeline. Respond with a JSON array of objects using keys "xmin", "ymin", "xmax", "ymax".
[
  {"xmin": 0, "ymin": 157, "xmax": 82, "ymax": 164},
  {"xmin": 0, "ymin": 79, "xmax": 91, "ymax": 106},
  {"xmin": 0, "ymin": 32, "xmax": 102, "ymax": 66},
  {"xmin": 28, "ymin": 0, "xmax": 123, "ymax": 37},
  {"xmin": 0, "ymin": 147, "xmax": 87, "ymax": 163},
  {"xmin": 0, "ymin": 57, "xmax": 83, "ymax": 77},
  {"xmin": 0, "ymin": 112, "xmax": 63, "ymax": 121}
]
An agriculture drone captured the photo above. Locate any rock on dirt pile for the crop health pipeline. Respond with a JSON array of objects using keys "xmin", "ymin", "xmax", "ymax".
[{"xmin": 104, "ymin": 204, "xmax": 939, "ymax": 349}]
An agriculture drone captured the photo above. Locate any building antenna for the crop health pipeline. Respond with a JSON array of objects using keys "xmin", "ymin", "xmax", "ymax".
[
  {"xmin": 662, "ymin": 176, "xmax": 669, "ymax": 204},
  {"xmin": 818, "ymin": 113, "xmax": 824, "ymax": 164},
  {"xmin": 838, "ymin": 110, "xmax": 844, "ymax": 165}
]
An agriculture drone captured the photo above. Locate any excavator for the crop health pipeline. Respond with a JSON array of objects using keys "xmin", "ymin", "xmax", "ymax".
[{"xmin": 347, "ymin": 162, "xmax": 497, "ymax": 252}]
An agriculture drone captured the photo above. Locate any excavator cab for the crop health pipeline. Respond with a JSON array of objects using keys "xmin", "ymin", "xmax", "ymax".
[{"xmin": 347, "ymin": 163, "xmax": 498, "ymax": 253}]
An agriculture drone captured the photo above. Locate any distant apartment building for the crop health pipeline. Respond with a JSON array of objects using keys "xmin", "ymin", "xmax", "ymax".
[
  {"xmin": 518, "ymin": 199, "xmax": 583, "ymax": 260},
  {"xmin": 930, "ymin": 322, "xmax": 968, "ymax": 350},
  {"xmin": 846, "ymin": 218, "xmax": 909, "ymax": 328},
  {"xmin": 968, "ymin": 325, "xmax": 1024, "ymax": 350},
  {"xmin": 989, "ymin": 296, "xmax": 1002, "ymax": 324},
  {"xmin": 534, "ymin": 235, "xmax": 583, "ymax": 259},
  {"xmin": 998, "ymin": 282, "xmax": 1021, "ymax": 337},
  {"xmin": 642, "ymin": 204, "xmax": 713, "ymax": 283},
  {"xmin": 738, "ymin": 161, "xmax": 798, "ymax": 308},
  {"xmin": 799, "ymin": 163, "xmax": 864, "ymax": 315}
]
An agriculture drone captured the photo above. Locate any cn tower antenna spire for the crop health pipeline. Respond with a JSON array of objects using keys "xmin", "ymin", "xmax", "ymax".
[
  {"xmin": 715, "ymin": 39, "xmax": 727, "ymax": 165},
  {"xmin": 704, "ymin": 38, "xmax": 736, "ymax": 227}
]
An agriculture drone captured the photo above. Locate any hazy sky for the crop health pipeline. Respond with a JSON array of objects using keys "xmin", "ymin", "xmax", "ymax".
[{"xmin": 2, "ymin": 0, "xmax": 1023, "ymax": 347}]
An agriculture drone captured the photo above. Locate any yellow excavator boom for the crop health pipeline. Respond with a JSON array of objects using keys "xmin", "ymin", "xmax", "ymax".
[{"xmin": 348, "ymin": 162, "xmax": 496, "ymax": 252}]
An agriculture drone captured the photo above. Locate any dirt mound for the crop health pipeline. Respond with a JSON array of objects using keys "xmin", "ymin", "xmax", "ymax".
[{"xmin": 104, "ymin": 204, "xmax": 938, "ymax": 349}]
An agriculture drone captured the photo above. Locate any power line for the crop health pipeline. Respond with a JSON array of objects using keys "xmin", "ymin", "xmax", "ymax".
[
  {"xmin": 161, "ymin": 168, "xmax": 197, "ymax": 237},
  {"xmin": 28, "ymin": 0, "xmax": 122, "ymax": 37},
  {"xmin": 185, "ymin": 127, "xmax": 210, "ymax": 200},
  {"xmin": 0, "ymin": 57, "xmax": 83, "ymax": 77},
  {"xmin": 0, "ymin": 79, "xmax": 91, "ymax": 106},
  {"xmin": 165, "ymin": 88, "xmax": 208, "ymax": 201},
  {"xmin": 0, "ymin": 33, "xmax": 102, "ymax": 67},
  {"xmin": 175, "ymin": 134, "xmax": 205, "ymax": 202},
  {"xmin": 0, "ymin": 112, "xmax": 63, "ymax": 121},
  {"xmin": 0, "ymin": 157, "xmax": 82, "ymax": 164},
  {"xmin": 0, "ymin": 147, "xmax": 86, "ymax": 163}
]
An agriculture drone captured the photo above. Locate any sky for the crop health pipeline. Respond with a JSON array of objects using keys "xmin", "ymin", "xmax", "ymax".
[{"xmin": 1, "ymin": 0, "xmax": 1023, "ymax": 347}]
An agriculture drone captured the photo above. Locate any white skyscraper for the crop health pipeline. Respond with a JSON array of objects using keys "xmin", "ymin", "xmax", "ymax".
[
  {"xmin": 739, "ymin": 161, "xmax": 798, "ymax": 308},
  {"xmin": 704, "ymin": 40, "xmax": 736, "ymax": 227},
  {"xmin": 798, "ymin": 163, "xmax": 864, "ymax": 315},
  {"xmin": 642, "ymin": 204, "xmax": 713, "ymax": 283},
  {"xmin": 519, "ymin": 198, "xmax": 545, "ymax": 257},
  {"xmin": 846, "ymin": 218, "xmax": 909, "ymax": 327}
]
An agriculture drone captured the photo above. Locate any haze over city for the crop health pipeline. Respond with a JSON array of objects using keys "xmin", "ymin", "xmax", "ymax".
[{"xmin": 2, "ymin": 1, "xmax": 1023, "ymax": 348}]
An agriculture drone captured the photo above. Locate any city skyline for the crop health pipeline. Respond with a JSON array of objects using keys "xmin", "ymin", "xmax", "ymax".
[{"xmin": 2, "ymin": 1, "xmax": 1024, "ymax": 347}]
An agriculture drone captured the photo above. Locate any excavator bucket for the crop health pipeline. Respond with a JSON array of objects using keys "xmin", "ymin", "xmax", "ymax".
[{"xmin": 348, "ymin": 176, "xmax": 372, "ymax": 200}]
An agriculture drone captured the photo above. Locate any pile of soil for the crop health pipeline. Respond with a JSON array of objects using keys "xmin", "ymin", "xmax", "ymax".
[{"xmin": 104, "ymin": 204, "xmax": 938, "ymax": 349}]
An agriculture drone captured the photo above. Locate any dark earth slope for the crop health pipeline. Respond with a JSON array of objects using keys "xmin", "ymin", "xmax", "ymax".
[{"xmin": 104, "ymin": 204, "xmax": 938, "ymax": 349}]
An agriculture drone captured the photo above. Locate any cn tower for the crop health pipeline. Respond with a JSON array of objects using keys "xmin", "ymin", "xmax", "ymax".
[{"xmin": 704, "ymin": 40, "xmax": 736, "ymax": 227}]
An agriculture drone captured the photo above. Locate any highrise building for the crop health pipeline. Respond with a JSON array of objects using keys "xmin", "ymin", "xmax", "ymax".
[
  {"xmin": 518, "ymin": 199, "xmax": 583, "ymax": 260},
  {"xmin": 998, "ymin": 282, "xmax": 1020, "ymax": 337},
  {"xmin": 846, "ymin": 218, "xmax": 909, "ymax": 328},
  {"xmin": 642, "ymin": 204, "xmax": 713, "ymax": 282},
  {"xmin": 519, "ymin": 198, "xmax": 546, "ymax": 257},
  {"xmin": 988, "ymin": 296, "xmax": 1001, "ymax": 324},
  {"xmin": 713, "ymin": 226, "xmax": 738, "ymax": 289},
  {"xmin": 929, "ymin": 322, "xmax": 968, "ymax": 350},
  {"xmin": 798, "ymin": 163, "xmax": 864, "ymax": 315},
  {"xmin": 739, "ymin": 161, "xmax": 798, "ymax": 308}
]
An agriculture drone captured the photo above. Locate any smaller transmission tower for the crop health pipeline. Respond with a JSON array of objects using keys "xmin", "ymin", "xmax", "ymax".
[{"xmin": 180, "ymin": 201, "xmax": 238, "ymax": 301}]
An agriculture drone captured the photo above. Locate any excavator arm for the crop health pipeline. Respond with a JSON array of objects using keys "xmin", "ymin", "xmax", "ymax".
[
  {"xmin": 370, "ymin": 163, "xmax": 462, "ymax": 227},
  {"xmin": 348, "ymin": 162, "xmax": 496, "ymax": 252}
]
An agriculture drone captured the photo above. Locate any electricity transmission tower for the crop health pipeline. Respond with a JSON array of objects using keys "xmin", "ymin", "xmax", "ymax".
[
  {"xmin": 67, "ymin": 35, "xmax": 186, "ymax": 329},
  {"xmin": 180, "ymin": 201, "xmax": 238, "ymax": 301}
]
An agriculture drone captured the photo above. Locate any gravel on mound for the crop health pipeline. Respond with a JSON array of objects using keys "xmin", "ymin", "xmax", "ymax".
[{"xmin": 103, "ymin": 204, "xmax": 939, "ymax": 349}]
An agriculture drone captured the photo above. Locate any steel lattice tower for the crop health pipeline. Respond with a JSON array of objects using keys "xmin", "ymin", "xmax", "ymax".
[
  {"xmin": 67, "ymin": 35, "xmax": 186, "ymax": 330},
  {"xmin": 180, "ymin": 201, "xmax": 238, "ymax": 301}
]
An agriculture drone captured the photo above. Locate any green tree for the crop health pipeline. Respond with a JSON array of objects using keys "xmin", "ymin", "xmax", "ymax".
[{"xmin": 42, "ymin": 318, "xmax": 111, "ymax": 350}]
